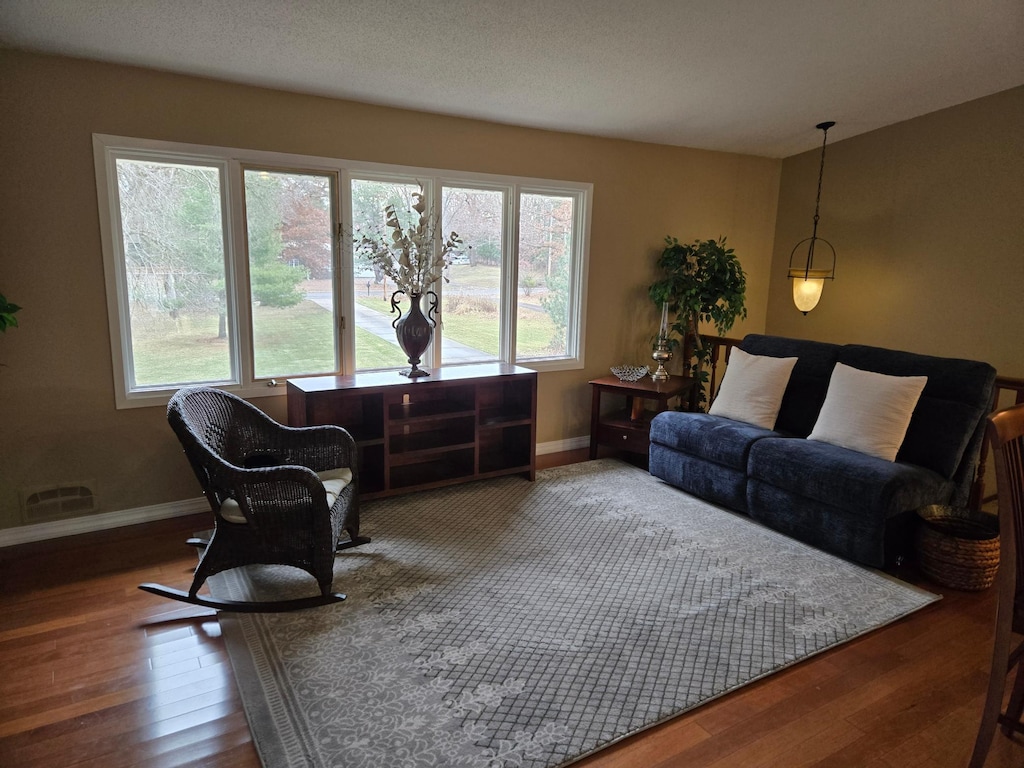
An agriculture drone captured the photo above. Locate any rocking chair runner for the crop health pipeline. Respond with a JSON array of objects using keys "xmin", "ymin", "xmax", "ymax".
[{"xmin": 139, "ymin": 386, "xmax": 369, "ymax": 612}]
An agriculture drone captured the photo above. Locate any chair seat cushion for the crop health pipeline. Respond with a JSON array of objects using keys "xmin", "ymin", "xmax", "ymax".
[
  {"xmin": 320, "ymin": 467, "xmax": 354, "ymax": 507},
  {"xmin": 650, "ymin": 412, "xmax": 778, "ymax": 471},
  {"xmin": 748, "ymin": 438, "xmax": 951, "ymax": 518},
  {"xmin": 220, "ymin": 467, "xmax": 352, "ymax": 523}
]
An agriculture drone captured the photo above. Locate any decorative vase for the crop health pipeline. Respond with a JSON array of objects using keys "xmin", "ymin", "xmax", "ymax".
[
  {"xmin": 651, "ymin": 335, "xmax": 672, "ymax": 381},
  {"xmin": 390, "ymin": 290, "xmax": 438, "ymax": 378}
]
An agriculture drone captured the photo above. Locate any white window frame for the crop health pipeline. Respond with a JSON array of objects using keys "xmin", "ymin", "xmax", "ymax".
[
  {"xmin": 512, "ymin": 185, "xmax": 589, "ymax": 367},
  {"xmin": 239, "ymin": 163, "xmax": 345, "ymax": 381},
  {"xmin": 93, "ymin": 134, "xmax": 591, "ymax": 409}
]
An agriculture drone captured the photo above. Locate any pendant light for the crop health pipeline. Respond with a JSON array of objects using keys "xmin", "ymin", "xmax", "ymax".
[{"xmin": 788, "ymin": 121, "xmax": 837, "ymax": 314}]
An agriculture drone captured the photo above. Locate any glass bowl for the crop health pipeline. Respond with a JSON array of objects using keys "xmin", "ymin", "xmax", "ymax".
[{"xmin": 610, "ymin": 365, "xmax": 649, "ymax": 382}]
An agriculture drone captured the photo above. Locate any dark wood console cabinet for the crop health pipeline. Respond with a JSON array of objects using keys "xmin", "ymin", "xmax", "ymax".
[{"xmin": 287, "ymin": 363, "xmax": 537, "ymax": 499}]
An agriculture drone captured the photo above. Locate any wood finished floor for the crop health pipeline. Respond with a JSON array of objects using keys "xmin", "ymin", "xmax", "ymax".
[{"xmin": 1, "ymin": 451, "xmax": 1022, "ymax": 767}]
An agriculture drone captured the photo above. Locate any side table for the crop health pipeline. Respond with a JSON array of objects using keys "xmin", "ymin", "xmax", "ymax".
[{"xmin": 588, "ymin": 375, "xmax": 695, "ymax": 461}]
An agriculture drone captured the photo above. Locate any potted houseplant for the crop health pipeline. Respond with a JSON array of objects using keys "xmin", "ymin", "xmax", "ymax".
[
  {"xmin": 0, "ymin": 293, "xmax": 20, "ymax": 333},
  {"xmin": 648, "ymin": 236, "xmax": 746, "ymax": 408}
]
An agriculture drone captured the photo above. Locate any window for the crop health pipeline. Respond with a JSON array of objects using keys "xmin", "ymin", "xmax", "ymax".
[
  {"xmin": 440, "ymin": 185, "xmax": 504, "ymax": 366},
  {"xmin": 349, "ymin": 177, "xmax": 423, "ymax": 372},
  {"xmin": 94, "ymin": 135, "xmax": 590, "ymax": 408},
  {"xmin": 110, "ymin": 155, "xmax": 235, "ymax": 389},
  {"xmin": 517, "ymin": 192, "xmax": 579, "ymax": 361},
  {"xmin": 242, "ymin": 168, "xmax": 338, "ymax": 379}
]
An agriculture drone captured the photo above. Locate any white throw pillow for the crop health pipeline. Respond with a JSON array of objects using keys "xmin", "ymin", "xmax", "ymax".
[
  {"xmin": 807, "ymin": 363, "xmax": 927, "ymax": 461},
  {"xmin": 708, "ymin": 348, "xmax": 798, "ymax": 430}
]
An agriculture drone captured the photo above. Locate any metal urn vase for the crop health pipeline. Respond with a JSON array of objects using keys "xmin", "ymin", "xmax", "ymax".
[{"xmin": 391, "ymin": 290, "xmax": 438, "ymax": 378}]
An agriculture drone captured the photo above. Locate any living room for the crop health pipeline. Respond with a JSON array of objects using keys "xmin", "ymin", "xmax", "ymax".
[{"xmin": 1, "ymin": 2, "xmax": 1023, "ymax": 766}]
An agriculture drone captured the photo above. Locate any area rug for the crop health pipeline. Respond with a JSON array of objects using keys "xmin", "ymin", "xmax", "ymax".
[{"xmin": 210, "ymin": 458, "xmax": 939, "ymax": 768}]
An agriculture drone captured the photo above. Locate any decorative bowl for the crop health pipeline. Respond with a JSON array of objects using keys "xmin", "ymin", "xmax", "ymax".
[{"xmin": 611, "ymin": 365, "xmax": 649, "ymax": 382}]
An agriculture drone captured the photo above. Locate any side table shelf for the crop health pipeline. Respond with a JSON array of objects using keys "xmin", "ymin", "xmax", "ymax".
[
  {"xmin": 287, "ymin": 363, "xmax": 537, "ymax": 499},
  {"xmin": 589, "ymin": 375, "xmax": 695, "ymax": 462}
]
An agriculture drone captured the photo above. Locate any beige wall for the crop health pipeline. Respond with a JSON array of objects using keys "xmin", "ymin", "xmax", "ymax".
[
  {"xmin": 0, "ymin": 50, "xmax": 779, "ymax": 529},
  {"xmin": 766, "ymin": 87, "xmax": 1024, "ymax": 379}
]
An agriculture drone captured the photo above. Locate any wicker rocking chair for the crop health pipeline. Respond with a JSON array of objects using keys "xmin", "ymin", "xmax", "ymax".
[{"xmin": 139, "ymin": 386, "xmax": 369, "ymax": 612}]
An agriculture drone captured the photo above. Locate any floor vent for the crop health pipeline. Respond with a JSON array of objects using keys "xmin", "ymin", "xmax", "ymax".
[{"xmin": 21, "ymin": 483, "xmax": 98, "ymax": 523}]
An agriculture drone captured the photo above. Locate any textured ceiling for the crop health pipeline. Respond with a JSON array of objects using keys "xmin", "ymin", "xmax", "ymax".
[{"xmin": 1, "ymin": 0, "xmax": 1022, "ymax": 157}]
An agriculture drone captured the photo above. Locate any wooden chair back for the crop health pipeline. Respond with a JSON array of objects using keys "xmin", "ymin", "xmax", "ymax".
[
  {"xmin": 988, "ymin": 403, "xmax": 1024, "ymax": 625},
  {"xmin": 968, "ymin": 402, "xmax": 1024, "ymax": 767},
  {"xmin": 970, "ymin": 375, "xmax": 1024, "ymax": 510},
  {"xmin": 681, "ymin": 333, "xmax": 744, "ymax": 410}
]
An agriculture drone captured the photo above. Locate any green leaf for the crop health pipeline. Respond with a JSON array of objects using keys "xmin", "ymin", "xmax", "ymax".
[{"xmin": 647, "ymin": 235, "xmax": 746, "ymax": 405}]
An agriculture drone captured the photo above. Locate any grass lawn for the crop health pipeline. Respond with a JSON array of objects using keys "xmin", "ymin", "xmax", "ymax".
[
  {"xmin": 132, "ymin": 312, "xmax": 232, "ymax": 385},
  {"xmin": 132, "ymin": 289, "xmax": 559, "ymax": 386},
  {"xmin": 355, "ymin": 294, "xmax": 557, "ymax": 358}
]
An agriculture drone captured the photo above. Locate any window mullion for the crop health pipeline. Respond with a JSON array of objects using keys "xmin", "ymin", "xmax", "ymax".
[
  {"xmin": 225, "ymin": 159, "xmax": 252, "ymax": 387},
  {"xmin": 503, "ymin": 186, "xmax": 520, "ymax": 364},
  {"xmin": 572, "ymin": 190, "xmax": 590, "ymax": 363},
  {"xmin": 338, "ymin": 167, "xmax": 356, "ymax": 374},
  {"xmin": 426, "ymin": 176, "xmax": 443, "ymax": 371},
  {"xmin": 103, "ymin": 148, "xmax": 138, "ymax": 398}
]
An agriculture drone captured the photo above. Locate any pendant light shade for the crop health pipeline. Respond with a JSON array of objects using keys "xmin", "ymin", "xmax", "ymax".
[
  {"xmin": 791, "ymin": 270, "xmax": 828, "ymax": 313},
  {"xmin": 789, "ymin": 121, "xmax": 837, "ymax": 314}
]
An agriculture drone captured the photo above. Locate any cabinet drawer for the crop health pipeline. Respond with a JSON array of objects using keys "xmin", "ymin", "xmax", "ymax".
[{"xmin": 597, "ymin": 423, "xmax": 650, "ymax": 453}]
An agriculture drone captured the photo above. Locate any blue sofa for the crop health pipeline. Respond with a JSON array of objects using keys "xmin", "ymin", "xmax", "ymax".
[{"xmin": 649, "ymin": 335, "xmax": 996, "ymax": 567}]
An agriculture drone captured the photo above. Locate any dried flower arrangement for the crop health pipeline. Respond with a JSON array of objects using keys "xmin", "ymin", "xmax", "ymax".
[{"xmin": 354, "ymin": 184, "xmax": 464, "ymax": 295}]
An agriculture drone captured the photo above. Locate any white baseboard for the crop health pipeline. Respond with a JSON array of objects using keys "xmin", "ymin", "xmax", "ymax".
[
  {"xmin": 0, "ymin": 497, "xmax": 209, "ymax": 548},
  {"xmin": 0, "ymin": 437, "xmax": 592, "ymax": 548},
  {"xmin": 536, "ymin": 436, "xmax": 590, "ymax": 455}
]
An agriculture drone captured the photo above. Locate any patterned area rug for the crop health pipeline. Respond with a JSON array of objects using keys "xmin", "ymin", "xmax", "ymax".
[{"xmin": 211, "ymin": 459, "xmax": 939, "ymax": 768}]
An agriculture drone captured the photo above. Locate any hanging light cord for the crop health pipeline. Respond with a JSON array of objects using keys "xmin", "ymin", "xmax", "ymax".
[
  {"xmin": 809, "ymin": 121, "xmax": 832, "ymax": 242},
  {"xmin": 802, "ymin": 120, "xmax": 835, "ymax": 277}
]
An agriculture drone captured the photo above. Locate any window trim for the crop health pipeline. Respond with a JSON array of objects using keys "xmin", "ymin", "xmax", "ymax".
[
  {"xmin": 93, "ymin": 134, "xmax": 591, "ymax": 409},
  {"xmin": 239, "ymin": 163, "xmax": 345, "ymax": 380},
  {"xmin": 513, "ymin": 185, "xmax": 591, "ymax": 368}
]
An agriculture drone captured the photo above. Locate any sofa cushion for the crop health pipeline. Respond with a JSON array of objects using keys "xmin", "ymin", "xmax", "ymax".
[
  {"xmin": 837, "ymin": 345, "xmax": 996, "ymax": 478},
  {"xmin": 708, "ymin": 348, "xmax": 798, "ymax": 430},
  {"xmin": 747, "ymin": 480, "xmax": 901, "ymax": 567},
  {"xmin": 748, "ymin": 437, "xmax": 953, "ymax": 519},
  {"xmin": 650, "ymin": 444, "xmax": 749, "ymax": 513},
  {"xmin": 650, "ymin": 411, "xmax": 777, "ymax": 472},
  {"xmin": 738, "ymin": 335, "xmax": 842, "ymax": 437},
  {"xmin": 807, "ymin": 363, "xmax": 927, "ymax": 461}
]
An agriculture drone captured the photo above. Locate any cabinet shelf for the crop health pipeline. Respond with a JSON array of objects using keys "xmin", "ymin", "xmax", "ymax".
[
  {"xmin": 389, "ymin": 442, "xmax": 477, "ymax": 466},
  {"xmin": 389, "ymin": 417, "xmax": 475, "ymax": 455},
  {"xmin": 477, "ymin": 462, "xmax": 533, "ymax": 479},
  {"xmin": 389, "ymin": 404, "xmax": 476, "ymax": 423},
  {"xmin": 390, "ymin": 449, "xmax": 474, "ymax": 489},
  {"xmin": 354, "ymin": 435, "xmax": 385, "ymax": 448},
  {"xmin": 287, "ymin": 363, "xmax": 537, "ymax": 499},
  {"xmin": 479, "ymin": 409, "xmax": 532, "ymax": 428},
  {"xmin": 601, "ymin": 408, "xmax": 660, "ymax": 429}
]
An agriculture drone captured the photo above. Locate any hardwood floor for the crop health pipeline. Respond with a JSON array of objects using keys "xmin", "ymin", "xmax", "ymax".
[{"xmin": 1, "ymin": 451, "xmax": 1022, "ymax": 767}]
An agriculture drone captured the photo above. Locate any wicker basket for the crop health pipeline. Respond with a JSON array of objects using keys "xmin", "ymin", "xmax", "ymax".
[{"xmin": 915, "ymin": 505, "xmax": 1000, "ymax": 591}]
